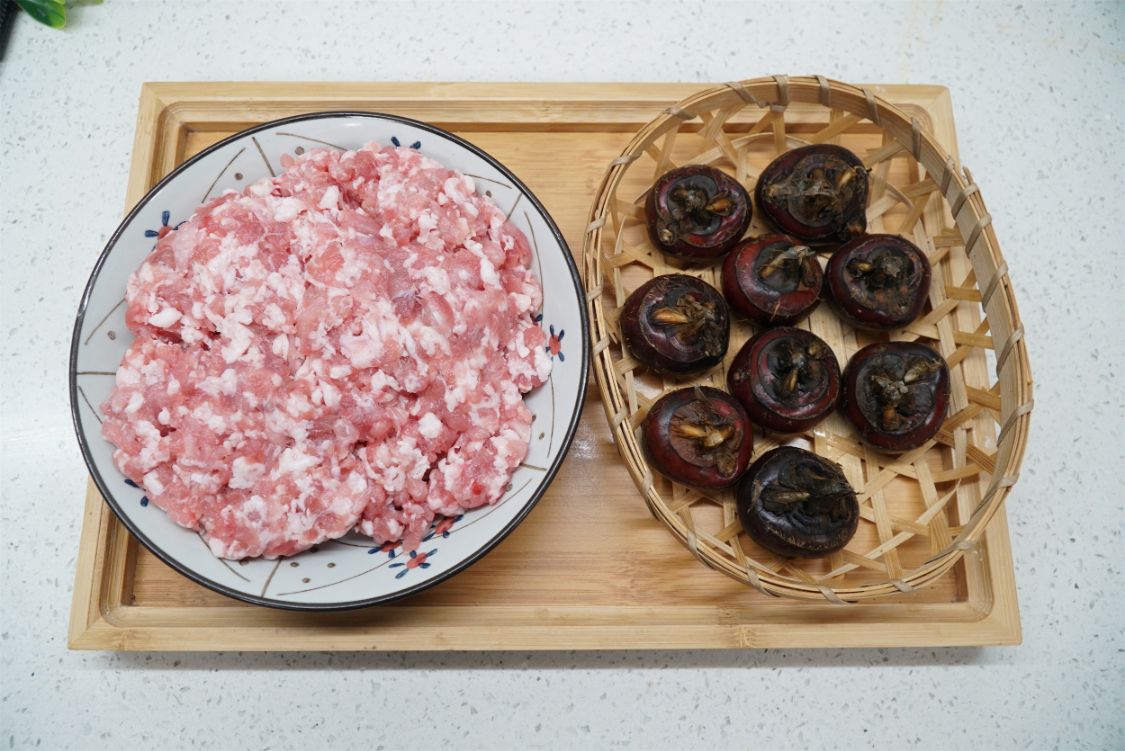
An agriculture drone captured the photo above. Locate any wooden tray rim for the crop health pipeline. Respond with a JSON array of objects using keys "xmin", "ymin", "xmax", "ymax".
[{"xmin": 69, "ymin": 81, "xmax": 1020, "ymax": 651}]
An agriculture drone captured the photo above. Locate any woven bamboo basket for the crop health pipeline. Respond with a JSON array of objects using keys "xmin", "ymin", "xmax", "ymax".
[{"xmin": 582, "ymin": 75, "xmax": 1033, "ymax": 602}]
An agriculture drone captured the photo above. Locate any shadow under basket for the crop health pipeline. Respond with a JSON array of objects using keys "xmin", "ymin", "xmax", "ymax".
[{"xmin": 583, "ymin": 75, "xmax": 1033, "ymax": 603}]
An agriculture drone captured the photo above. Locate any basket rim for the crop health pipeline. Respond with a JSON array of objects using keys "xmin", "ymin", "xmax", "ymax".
[{"xmin": 580, "ymin": 75, "xmax": 1033, "ymax": 603}]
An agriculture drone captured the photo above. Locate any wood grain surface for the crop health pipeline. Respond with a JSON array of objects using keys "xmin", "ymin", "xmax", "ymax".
[{"xmin": 69, "ymin": 82, "xmax": 1019, "ymax": 650}]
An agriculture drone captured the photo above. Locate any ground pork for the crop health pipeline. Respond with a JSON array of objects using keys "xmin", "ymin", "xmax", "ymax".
[{"xmin": 102, "ymin": 144, "xmax": 550, "ymax": 559}]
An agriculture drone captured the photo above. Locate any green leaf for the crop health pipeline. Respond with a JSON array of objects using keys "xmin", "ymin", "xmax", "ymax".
[{"xmin": 16, "ymin": 0, "xmax": 67, "ymax": 28}]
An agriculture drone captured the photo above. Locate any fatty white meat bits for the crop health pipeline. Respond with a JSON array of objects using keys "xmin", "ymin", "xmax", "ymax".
[{"xmin": 102, "ymin": 145, "xmax": 550, "ymax": 559}]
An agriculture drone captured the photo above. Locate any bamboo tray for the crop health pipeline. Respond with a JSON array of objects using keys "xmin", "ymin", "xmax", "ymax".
[{"xmin": 69, "ymin": 82, "xmax": 1020, "ymax": 650}]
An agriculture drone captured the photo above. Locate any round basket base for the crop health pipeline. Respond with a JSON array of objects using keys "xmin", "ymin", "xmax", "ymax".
[{"xmin": 582, "ymin": 76, "xmax": 1032, "ymax": 603}]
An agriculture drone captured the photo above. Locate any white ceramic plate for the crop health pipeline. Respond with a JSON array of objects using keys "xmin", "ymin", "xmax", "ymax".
[{"xmin": 70, "ymin": 113, "xmax": 588, "ymax": 610}]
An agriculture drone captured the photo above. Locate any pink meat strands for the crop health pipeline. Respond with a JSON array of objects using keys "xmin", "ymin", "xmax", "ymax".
[{"xmin": 101, "ymin": 144, "xmax": 551, "ymax": 559}]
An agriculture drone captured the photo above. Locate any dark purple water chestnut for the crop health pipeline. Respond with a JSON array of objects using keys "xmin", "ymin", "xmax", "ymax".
[
  {"xmin": 721, "ymin": 234, "xmax": 823, "ymax": 325},
  {"xmin": 755, "ymin": 144, "xmax": 869, "ymax": 244},
  {"xmin": 645, "ymin": 165, "xmax": 752, "ymax": 261},
  {"xmin": 642, "ymin": 386, "xmax": 754, "ymax": 489},
  {"xmin": 842, "ymin": 342, "xmax": 951, "ymax": 453},
  {"xmin": 727, "ymin": 327, "xmax": 840, "ymax": 434},
  {"xmin": 620, "ymin": 274, "xmax": 730, "ymax": 375},
  {"xmin": 826, "ymin": 234, "xmax": 932, "ymax": 330},
  {"xmin": 737, "ymin": 446, "xmax": 859, "ymax": 558}
]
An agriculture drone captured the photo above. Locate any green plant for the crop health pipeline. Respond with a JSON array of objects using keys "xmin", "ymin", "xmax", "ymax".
[{"xmin": 15, "ymin": 0, "xmax": 101, "ymax": 29}]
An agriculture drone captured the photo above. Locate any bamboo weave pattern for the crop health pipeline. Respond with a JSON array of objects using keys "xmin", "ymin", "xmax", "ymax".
[{"xmin": 582, "ymin": 76, "xmax": 1032, "ymax": 602}]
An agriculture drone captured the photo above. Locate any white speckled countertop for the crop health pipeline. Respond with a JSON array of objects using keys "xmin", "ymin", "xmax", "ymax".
[{"xmin": 1, "ymin": 1, "xmax": 1122, "ymax": 748}]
